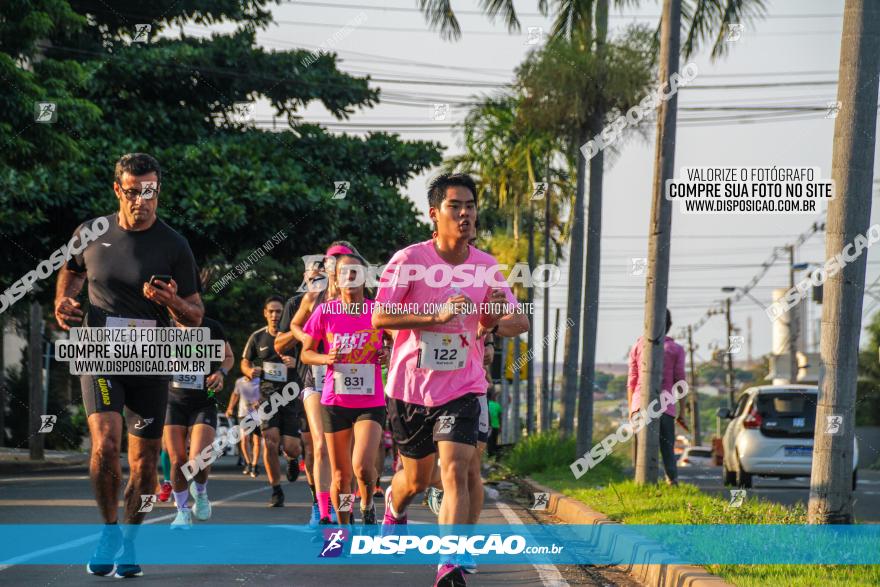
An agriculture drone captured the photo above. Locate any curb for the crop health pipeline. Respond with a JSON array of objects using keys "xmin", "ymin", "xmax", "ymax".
[
  {"xmin": 0, "ymin": 455, "xmax": 89, "ymax": 475},
  {"xmin": 520, "ymin": 477, "xmax": 735, "ymax": 587}
]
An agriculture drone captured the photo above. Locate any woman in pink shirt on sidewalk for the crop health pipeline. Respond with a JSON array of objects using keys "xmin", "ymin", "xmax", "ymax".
[{"xmin": 627, "ymin": 309, "xmax": 687, "ymax": 484}]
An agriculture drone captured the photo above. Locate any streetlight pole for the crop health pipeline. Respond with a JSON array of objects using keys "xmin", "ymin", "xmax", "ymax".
[
  {"xmin": 725, "ymin": 298, "xmax": 735, "ymax": 408},
  {"xmin": 788, "ymin": 245, "xmax": 799, "ymax": 384}
]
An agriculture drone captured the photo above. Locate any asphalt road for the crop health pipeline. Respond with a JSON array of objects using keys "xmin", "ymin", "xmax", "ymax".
[
  {"xmin": 678, "ymin": 463, "xmax": 880, "ymax": 522},
  {"xmin": 0, "ymin": 455, "xmax": 639, "ymax": 587}
]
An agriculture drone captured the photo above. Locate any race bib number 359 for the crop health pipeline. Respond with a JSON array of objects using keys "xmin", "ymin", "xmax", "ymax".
[
  {"xmin": 418, "ymin": 331, "xmax": 469, "ymax": 371},
  {"xmin": 172, "ymin": 373, "xmax": 204, "ymax": 390}
]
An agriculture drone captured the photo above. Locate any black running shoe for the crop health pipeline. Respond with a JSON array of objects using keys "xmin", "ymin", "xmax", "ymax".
[
  {"xmin": 361, "ymin": 505, "xmax": 377, "ymax": 525},
  {"xmin": 251, "ymin": 465, "xmax": 260, "ymax": 478},
  {"xmin": 318, "ymin": 517, "xmax": 332, "ymax": 525},
  {"xmin": 269, "ymin": 488, "xmax": 284, "ymax": 508},
  {"xmin": 242, "ymin": 464, "xmax": 251, "ymax": 476},
  {"xmin": 286, "ymin": 457, "xmax": 300, "ymax": 483}
]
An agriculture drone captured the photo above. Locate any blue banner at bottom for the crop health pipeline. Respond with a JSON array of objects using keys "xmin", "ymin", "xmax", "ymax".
[{"xmin": 1, "ymin": 524, "xmax": 879, "ymax": 566}]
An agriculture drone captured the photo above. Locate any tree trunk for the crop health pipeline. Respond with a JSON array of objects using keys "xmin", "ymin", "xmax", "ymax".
[
  {"xmin": 540, "ymin": 159, "xmax": 552, "ymax": 432},
  {"xmin": 0, "ymin": 315, "xmax": 5, "ymax": 447},
  {"xmin": 576, "ymin": 0, "xmax": 609, "ymax": 457},
  {"xmin": 559, "ymin": 126, "xmax": 589, "ymax": 436},
  {"xmin": 527, "ymin": 202, "xmax": 536, "ymax": 434},
  {"xmin": 808, "ymin": 0, "xmax": 879, "ymax": 524},
  {"xmin": 636, "ymin": 0, "xmax": 680, "ymax": 485},
  {"xmin": 29, "ymin": 302, "xmax": 45, "ymax": 460}
]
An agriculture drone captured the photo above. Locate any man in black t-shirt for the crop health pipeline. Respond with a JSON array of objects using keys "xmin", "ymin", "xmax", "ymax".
[
  {"xmin": 54, "ymin": 153, "xmax": 204, "ymax": 579},
  {"xmin": 165, "ymin": 316, "xmax": 233, "ymax": 528},
  {"xmin": 242, "ymin": 295, "xmax": 303, "ymax": 507}
]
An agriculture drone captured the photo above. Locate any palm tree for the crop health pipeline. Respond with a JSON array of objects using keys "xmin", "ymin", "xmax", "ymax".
[
  {"xmin": 516, "ymin": 24, "xmax": 655, "ymax": 445},
  {"xmin": 808, "ymin": 0, "xmax": 880, "ymax": 524}
]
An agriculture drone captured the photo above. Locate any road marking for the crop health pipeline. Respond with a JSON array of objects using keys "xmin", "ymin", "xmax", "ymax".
[
  {"xmin": 493, "ymin": 499, "xmax": 569, "ymax": 587},
  {"xmin": 0, "ymin": 485, "xmax": 267, "ymax": 571}
]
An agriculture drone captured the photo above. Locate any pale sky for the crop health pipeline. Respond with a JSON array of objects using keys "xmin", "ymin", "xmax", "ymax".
[{"xmin": 195, "ymin": 0, "xmax": 879, "ymax": 365}]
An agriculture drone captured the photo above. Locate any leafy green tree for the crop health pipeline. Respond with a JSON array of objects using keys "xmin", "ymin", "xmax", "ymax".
[{"xmin": 0, "ymin": 1, "xmax": 443, "ymax": 446}]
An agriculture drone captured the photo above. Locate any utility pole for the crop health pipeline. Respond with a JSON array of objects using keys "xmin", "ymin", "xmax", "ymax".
[
  {"xmin": 725, "ymin": 298, "xmax": 735, "ymax": 408},
  {"xmin": 636, "ymin": 0, "xmax": 680, "ymax": 485},
  {"xmin": 809, "ymin": 0, "xmax": 879, "ymax": 524},
  {"xmin": 28, "ymin": 302, "xmax": 45, "ymax": 461},
  {"xmin": 687, "ymin": 325, "xmax": 701, "ymax": 445},
  {"xmin": 788, "ymin": 245, "xmax": 799, "ymax": 384}
]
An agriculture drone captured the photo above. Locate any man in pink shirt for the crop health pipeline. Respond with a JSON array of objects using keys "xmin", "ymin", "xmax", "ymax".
[
  {"xmin": 627, "ymin": 309, "xmax": 687, "ymax": 484},
  {"xmin": 373, "ymin": 173, "xmax": 529, "ymax": 587}
]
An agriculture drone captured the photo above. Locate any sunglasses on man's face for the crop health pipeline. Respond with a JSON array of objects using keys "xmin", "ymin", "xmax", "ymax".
[{"xmin": 117, "ymin": 182, "xmax": 158, "ymax": 200}]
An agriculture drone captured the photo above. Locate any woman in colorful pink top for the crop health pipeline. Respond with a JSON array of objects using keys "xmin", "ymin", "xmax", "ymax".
[{"xmin": 301, "ymin": 254, "xmax": 386, "ymax": 525}]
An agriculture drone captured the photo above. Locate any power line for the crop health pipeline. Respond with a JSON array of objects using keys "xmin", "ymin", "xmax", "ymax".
[
  {"xmin": 285, "ymin": 1, "xmax": 842, "ymax": 20},
  {"xmin": 676, "ymin": 220, "xmax": 826, "ymax": 340}
]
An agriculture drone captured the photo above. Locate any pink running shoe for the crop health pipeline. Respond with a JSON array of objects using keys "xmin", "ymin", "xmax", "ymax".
[
  {"xmin": 434, "ymin": 563, "xmax": 466, "ymax": 587},
  {"xmin": 382, "ymin": 485, "xmax": 407, "ymax": 528}
]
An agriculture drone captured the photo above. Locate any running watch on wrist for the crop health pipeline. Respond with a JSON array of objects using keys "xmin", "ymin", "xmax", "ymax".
[{"xmin": 219, "ymin": 367, "xmax": 228, "ymax": 377}]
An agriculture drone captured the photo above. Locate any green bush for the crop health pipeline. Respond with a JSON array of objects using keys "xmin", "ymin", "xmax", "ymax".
[{"xmin": 503, "ymin": 432, "xmax": 577, "ymax": 476}]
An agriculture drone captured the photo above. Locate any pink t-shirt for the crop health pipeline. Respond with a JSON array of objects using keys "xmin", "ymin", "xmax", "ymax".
[
  {"xmin": 627, "ymin": 335, "xmax": 687, "ymax": 416},
  {"xmin": 302, "ymin": 298, "xmax": 385, "ymax": 408},
  {"xmin": 375, "ymin": 240, "xmax": 519, "ymax": 407}
]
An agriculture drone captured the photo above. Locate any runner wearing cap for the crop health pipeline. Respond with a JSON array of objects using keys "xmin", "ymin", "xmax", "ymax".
[
  {"xmin": 373, "ymin": 173, "xmax": 528, "ymax": 587},
  {"xmin": 301, "ymin": 253, "xmax": 388, "ymax": 525},
  {"xmin": 277, "ymin": 241, "xmax": 360, "ymax": 524},
  {"xmin": 275, "ymin": 261, "xmax": 327, "ymax": 525}
]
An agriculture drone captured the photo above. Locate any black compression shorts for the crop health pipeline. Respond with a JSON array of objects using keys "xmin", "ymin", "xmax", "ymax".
[{"xmin": 80, "ymin": 375, "xmax": 168, "ymax": 439}]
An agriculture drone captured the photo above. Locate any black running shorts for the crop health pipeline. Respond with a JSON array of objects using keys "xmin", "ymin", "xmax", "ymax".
[
  {"xmin": 80, "ymin": 375, "xmax": 168, "ymax": 439},
  {"xmin": 166, "ymin": 397, "xmax": 217, "ymax": 429},
  {"xmin": 260, "ymin": 403, "xmax": 301, "ymax": 437},
  {"xmin": 322, "ymin": 404, "xmax": 386, "ymax": 433},
  {"xmin": 387, "ymin": 393, "xmax": 481, "ymax": 460}
]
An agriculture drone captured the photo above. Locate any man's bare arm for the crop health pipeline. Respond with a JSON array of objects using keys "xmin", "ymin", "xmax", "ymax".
[
  {"xmin": 492, "ymin": 312, "xmax": 529, "ymax": 337},
  {"xmin": 168, "ymin": 292, "xmax": 204, "ymax": 327},
  {"xmin": 54, "ymin": 267, "xmax": 86, "ymax": 330}
]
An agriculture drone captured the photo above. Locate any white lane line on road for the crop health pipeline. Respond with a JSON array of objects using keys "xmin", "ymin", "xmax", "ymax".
[
  {"xmin": 493, "ymin": 499, "xmax": 569, "ymax": 587},
  {"xmin": 0, "ymin": 485, "xmax": 267, "ymax": 571}
]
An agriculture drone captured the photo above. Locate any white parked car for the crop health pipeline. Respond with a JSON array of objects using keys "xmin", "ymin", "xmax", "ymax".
[
  {"xmin": 678, "ymin": 445, "xmax": 713, "ymax": 467},
  {"xmin": 718, "ymin": 385, "xmax": 859, "ymax": 489}
]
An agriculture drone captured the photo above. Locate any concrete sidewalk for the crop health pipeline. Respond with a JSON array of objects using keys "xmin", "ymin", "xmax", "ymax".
[{"xmin": 0, "ymin": 447, "xmax": 89, "ymax": 475}]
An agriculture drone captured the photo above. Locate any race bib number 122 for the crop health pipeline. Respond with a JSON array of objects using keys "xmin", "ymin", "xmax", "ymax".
[{"xmin": 418, "ymin": 331, "xmax": 468, "ymax": 371}]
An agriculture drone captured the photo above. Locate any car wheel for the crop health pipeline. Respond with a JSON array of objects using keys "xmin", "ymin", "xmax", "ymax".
[
  {"xmin": 853, "ymin": 469, "xmax": 858, "ymax": 491},
  {"xmin": 723, "ymin": 463, "xmax": 736, "ymax": 487}
]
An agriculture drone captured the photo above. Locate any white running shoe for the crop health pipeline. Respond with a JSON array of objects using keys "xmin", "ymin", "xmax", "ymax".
[
  {"xmin": 190, "ymin": 484, "xmax": 212, "ymax": 521},
  {"xmin": 171, "ymin": 508, "xmax": 193, "ymax": 529}
]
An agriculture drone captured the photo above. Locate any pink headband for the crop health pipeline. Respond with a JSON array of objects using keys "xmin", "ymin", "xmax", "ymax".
[{"xmin": 325, "ymin": 244, "xmax": 353, "ymax": 257}]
